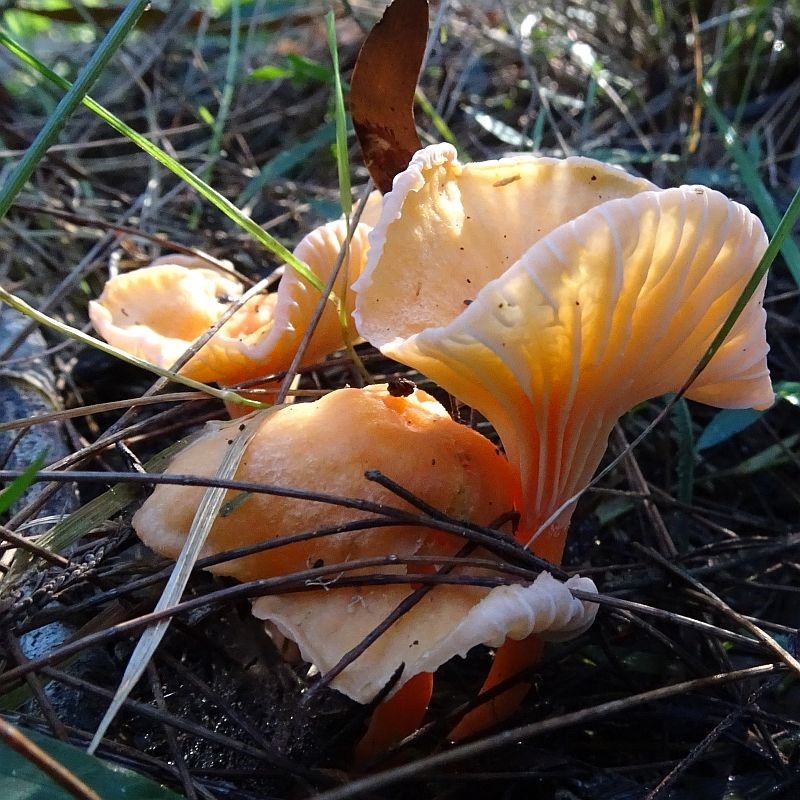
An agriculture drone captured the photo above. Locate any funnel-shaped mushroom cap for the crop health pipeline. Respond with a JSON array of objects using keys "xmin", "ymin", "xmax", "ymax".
[
  {"xmin": 90, "ymin": 212, "xmax": 375, "ymax": 385},
  {"xmin": 133, "ymin": 384, "xmax": 597, "ymax": 702},
  {"xmin": 355, "ymin": 145, "xmax": 772, "ymax": 550}
]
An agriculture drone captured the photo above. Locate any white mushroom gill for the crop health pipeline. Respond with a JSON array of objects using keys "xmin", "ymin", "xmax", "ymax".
[{"xmin": 252, "ymin": 571, "xmax": 597, "ymax": 704}]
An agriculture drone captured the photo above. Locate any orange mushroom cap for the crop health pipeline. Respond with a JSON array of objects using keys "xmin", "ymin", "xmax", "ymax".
[
  {"xmin": 354, "ymin": 144, "xmax": 773, "ymax": 555},
  {"xmin": 90, "ymin": 196, "xmax": 381, "ymax": 386},
  {"xmin": 132, "ymin": 384, "xmax": 598, "ymax": 703},
  {"xmin": 88, "ymin": 254, "xmax": 271, "ymax": 384}
]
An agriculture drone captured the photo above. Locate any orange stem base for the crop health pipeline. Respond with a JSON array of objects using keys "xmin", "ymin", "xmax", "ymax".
[
  {"xmin": 354, "ymin": 671, "xmax": 434, "ymax": 765},
  {"xmin": 449, "ymin": 633, "xmax": 544, "ymax": 742}
]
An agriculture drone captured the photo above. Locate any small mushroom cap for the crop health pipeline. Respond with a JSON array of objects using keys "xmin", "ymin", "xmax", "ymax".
[
  {"xmin": 355, "ymin": 145, "xmax": 772, "ymax": 546},
  {"xmin": 132, "ymin": 384, "xmax": 516, "ymax": 582},
  {"xmin": 90, "ymin": 213, "xmax": 375, "ymax": 385},
  {"xmin": 89, "ymin": 257, "xmax": 272, "ymax": 383}
]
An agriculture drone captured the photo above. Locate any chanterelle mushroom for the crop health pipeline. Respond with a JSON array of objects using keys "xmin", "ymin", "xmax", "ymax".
[
  {"xmin": 90, "ymin": 194, "xmax": 382, "ymax": 387},
  {"xmin": 355, "ymin": 144, "xmax": 772, "ymax": 559},
  {"xmin": 132, "ymin": 384, "xmax": 598, "ymax": 753},
  {"xmin": 354, "ymin": 143, "xmax": 772, "ymax": 736}
]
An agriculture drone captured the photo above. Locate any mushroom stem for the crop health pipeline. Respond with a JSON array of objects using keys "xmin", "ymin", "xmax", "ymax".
[
  {"xmin": 448, "ymin": 630, "xmax": 544, "ymax": 742},
  {"xmin": 448, "ymin": 520, "xmax": 567, "ymax": 742},
  {"xmin": 222, "ymin": 378, "xmax": 283, "ymax": 418},
  {"xmin": 517, "ymin": 522, "xmax": 569, "ymax": 566},
  {"xmin": 355, "ymin": 671, "xmax": 433, "ymax": 764}
]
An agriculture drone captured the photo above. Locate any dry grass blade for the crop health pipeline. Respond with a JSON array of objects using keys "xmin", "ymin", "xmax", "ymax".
[
  {"xmin": 311, "ymin": 663, "xmax": 785, "ymax": 800},
  {"xmin": 2, "ymin": 438, "xmax": 190, "ymax": 583},
  {"xmin": 0, "ymin": 393, "xmax": 208, "ymax": 435},
  {"xmin": 633, "ymin": 542, "xmax": 800, "ymax": 678},
  {"xmin": 642, "ymin": 679, "xmax": 775, "ymax": 800},
  {"xmin": 86, "ymin": 409, "xmax": 268, "ymax": 753},
  {"xmin": 0, "ymin": 286, "xmax": 261, "ymax": 409}
]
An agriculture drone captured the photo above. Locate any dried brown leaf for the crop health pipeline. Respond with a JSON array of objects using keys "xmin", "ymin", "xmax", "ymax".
[{"xmin": 350, "ymin": 0, "xmax": 428, "ymax": 193}]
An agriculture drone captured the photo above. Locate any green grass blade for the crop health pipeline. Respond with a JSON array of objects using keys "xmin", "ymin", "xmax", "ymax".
[
  {"xmin": 702, "ymin": 81, "xmax": 800, "ymax": 286},
  {"xmin": 236, "ymin": 121, "xmax": 337, "ymax": 207},
  {"xmin": 325, "ymin": 10, "xmax": 351, "ymax": 216},
  {"xmin": 201, "ymin": 0, "xmax": 241, "ymax": 185},
  {"xmin": 695, "ymin": 408, "xmax": 763, "ymax": 452},
  {"xmin": 715, "ymin": 434, "xmax": 799, "ymax": 478},
  {"xmin": 3, "ymin": 441, "xmax": 189, "ymax": 583},
  {"xmin": 0, "ymin": 31, "xmax": 325, "ymax": 295},
  {"xmin": 0, "ymin": 724, "xmax": 183, "ymax": 800},
  {"xmin": 0, "ymin": 286, "xmax": 263, "ymax": 410},
  {"xmin": 695, "ymin": 380, "xmax": 800, "ymax": 452},
  {"xmin": 681, "ymin": 160, "xmax": 800, "ymax": 393},
  {"xmin": 0, "ymin": 452, "xmax": 46, "ymax": 514},
  {"xmin": 0, "ymin": 0, "xmax": 152, "ymax": 220},
  {"xmin": 323, "ymin": 10, "xmax": 368, "ymax": 379},
  {"xmin": 0, "ymin": 723, "xmax": 183, "ymax": 800},
  {"xmin": 415, "ymin": 88, "xmax": 460, "ymax": 148}
]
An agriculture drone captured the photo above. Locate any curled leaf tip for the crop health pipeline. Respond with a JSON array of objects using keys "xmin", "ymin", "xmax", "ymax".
[{"xmin": 351, "ymin": 0, "xmax": 429, "ymax": 193}]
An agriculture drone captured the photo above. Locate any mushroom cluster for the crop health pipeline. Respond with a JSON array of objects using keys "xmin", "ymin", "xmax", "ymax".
[{"xmin": 92, "ymin": 144, "xmax": 771, "ymax": 758}]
